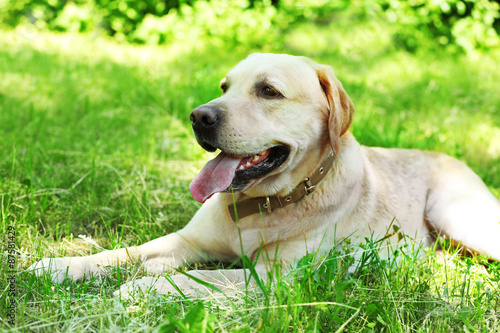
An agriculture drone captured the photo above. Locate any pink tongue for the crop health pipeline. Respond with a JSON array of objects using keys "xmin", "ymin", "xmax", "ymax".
[{"xmin": 189, "ymin": 152, "xmax": 242, "ymax": 203}]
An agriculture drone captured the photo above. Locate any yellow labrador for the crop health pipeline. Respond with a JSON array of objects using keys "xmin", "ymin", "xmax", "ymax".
[{"xmin": 30, "ymin": 53, "xmax": 500, "ymax": 297}]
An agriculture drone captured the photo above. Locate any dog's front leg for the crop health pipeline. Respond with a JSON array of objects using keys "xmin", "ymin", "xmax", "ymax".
[
  {"xmin": 28, "ymin": 232, "xmax": 203, "ymax": 283},
  {"xmin": 114, "ymin": 266, "xmax": 269, "ymax": 299}
]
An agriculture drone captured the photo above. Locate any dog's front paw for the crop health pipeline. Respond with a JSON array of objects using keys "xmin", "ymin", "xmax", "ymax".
[
  {"xmin": 113, "ymin": 276, "xmax": 177, "ymax": 299},
  {"xmin": 28, "ymin": 257, "xmax": 90, "ymax": 283},
  {"xmin": 113, "ymin": 274, "xmax": 211, "ymax": 299}
]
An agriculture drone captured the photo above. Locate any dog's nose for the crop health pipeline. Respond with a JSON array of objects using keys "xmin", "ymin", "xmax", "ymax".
[{"xmin": 190, "ymin": 106, "xmax": 218, "ymax": 131}]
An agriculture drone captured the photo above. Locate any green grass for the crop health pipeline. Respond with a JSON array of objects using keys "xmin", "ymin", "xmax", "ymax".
[{"xmin": 1, "ymin": 21, "xmax": 500, "ymax": 332}]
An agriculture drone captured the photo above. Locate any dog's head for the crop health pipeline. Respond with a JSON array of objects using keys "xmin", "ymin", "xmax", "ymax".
[{"xmin": 189, "ymin": 53, "xmax": 354, "ymax": 203}]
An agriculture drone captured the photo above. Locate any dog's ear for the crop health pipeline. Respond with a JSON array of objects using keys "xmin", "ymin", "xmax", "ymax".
[{"xmin": 315, "ymin": 64, "xmax": 354, "ymax": 156}]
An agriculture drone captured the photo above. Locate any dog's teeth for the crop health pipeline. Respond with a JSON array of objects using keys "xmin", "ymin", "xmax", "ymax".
[
  {"xmin": 238, "ymin": 165, "xmax": 245, "ymax": 170},
  {"xmin": 245, "ymin": 162, "xmax": 252, "ymax": 168},
  {"xmin": 253, "ymin": 155, "xmax": 259, "ymax": 162},
  {"xmin": 258, "ymin": 151, "xmax": 267, "ymax": 156}
]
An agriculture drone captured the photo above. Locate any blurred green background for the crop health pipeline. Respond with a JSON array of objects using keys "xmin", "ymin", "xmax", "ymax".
[{"xmin": 1, "ymin": 0, "xmax": 499, "ymax": 52}]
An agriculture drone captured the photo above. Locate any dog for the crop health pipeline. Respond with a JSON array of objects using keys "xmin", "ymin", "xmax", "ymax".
[{"xmin": 29, "ymin": 53, "xmax": 500, "ymax": 298}]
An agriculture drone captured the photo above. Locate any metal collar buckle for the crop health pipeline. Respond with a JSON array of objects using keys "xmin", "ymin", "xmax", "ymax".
[{"xmin": 304, "ymin": 177, "xmax": 315, "ymax": 195}]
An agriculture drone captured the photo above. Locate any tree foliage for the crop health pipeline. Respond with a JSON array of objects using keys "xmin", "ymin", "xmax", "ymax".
[{"xmin": 0, "ymin": 0, "xmax": 499, "ymax": 52}]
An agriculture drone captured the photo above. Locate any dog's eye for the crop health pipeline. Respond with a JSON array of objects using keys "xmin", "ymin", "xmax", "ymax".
[
  {"xmin": 262, "ymin": 86, "xmax": 281, "ymax": 98},
  {"xmin": 220, "ymin": 83, "xmax": 227, "ymax": 93}
]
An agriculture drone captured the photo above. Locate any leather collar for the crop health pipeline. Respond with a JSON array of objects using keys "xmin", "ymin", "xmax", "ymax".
[{"xmin": 228, "ymin": 152, "xmax": 335, "ymax": 221}]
